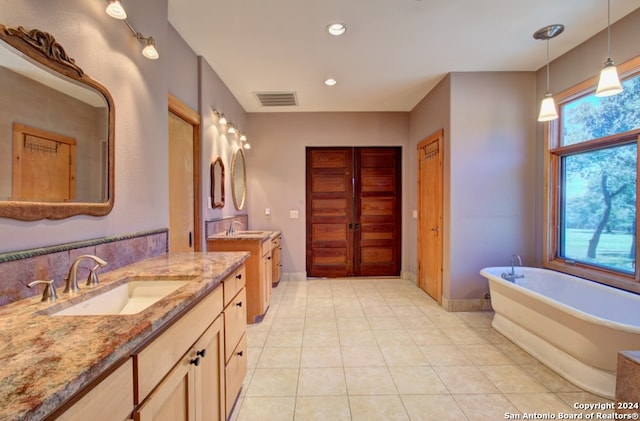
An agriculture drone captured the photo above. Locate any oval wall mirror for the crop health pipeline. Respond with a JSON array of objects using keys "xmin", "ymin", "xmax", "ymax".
[
  {"xmin": 231, "ymin": 148, "xmax": 246, "ymax": 210},
  {"xmin": 0, "ymin": 25, "xmax": 115, "ymax": 220},
  {"xmin": 210, "ymin": 156, "xmax": 224, "ymax": 208}
]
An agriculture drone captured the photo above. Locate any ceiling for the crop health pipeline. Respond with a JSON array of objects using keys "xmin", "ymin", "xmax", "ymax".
[{"xmin": 168, "ymin": 0, "xmax": 640, "ymax": 113}]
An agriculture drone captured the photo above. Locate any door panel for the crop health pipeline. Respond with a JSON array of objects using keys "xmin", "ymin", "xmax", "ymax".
[
  {"xmin": 355, "ymin": 148, "xmax": 401, "ymax": 276},
  {"xmin": 306, "ymin": 147, "xmax": 353, "ymax": 277},
  {"xmin": 417, "ymin": 130, "xmax": 444, "ymax": 303},
  {"xmin": 306, "ymin": 147, "xmax": 401, "ymax": 278},
  {"xmin": 12, "ymin": 124, "xmax": 76, "ymax": 202}
]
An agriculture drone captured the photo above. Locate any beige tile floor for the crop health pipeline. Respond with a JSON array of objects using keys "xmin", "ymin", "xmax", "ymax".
[{"xmin": 230, "ymin": 277, "xmax": 613, "ymax": 421}]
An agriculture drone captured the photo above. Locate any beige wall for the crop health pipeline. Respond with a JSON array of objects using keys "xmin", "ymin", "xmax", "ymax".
[
  {"xmin": 533, "ymin": 8, "xmax": 640, "ymax": 264},
  {"xmin": 409, "ymin": 72, "xmax": 536, "ymax": 305},
  {"xmin": 409, "ymin": 75, "xmax": 451, "ymax": 285},
  {"xmin": 0, "ymin": 0, "xmax": 170, "ymax": 253},
  {"xmin": 246, "ymin": 112, "xmax": 409, "ymax": 275},
  {"xmin": 2, "ymin": 1, "xmax": 639, "ymax": 307},
  {"xmin": 448, "ymin": 72, "xmax": 536, "ymax": 301}
]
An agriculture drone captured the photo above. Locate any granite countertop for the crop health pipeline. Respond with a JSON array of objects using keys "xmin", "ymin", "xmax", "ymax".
[
  {"xmin": 207, "ymin": 230, "xmax": 281, "ymax": 242},
  {"xmin": 0, "ymin": 251, "xmax": 249, "ymax": 421}
]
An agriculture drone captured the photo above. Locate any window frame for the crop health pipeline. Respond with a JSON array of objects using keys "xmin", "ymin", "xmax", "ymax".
[{"xmin": 543, "ymin": 56, "xmax": 640, "ymax": 295}]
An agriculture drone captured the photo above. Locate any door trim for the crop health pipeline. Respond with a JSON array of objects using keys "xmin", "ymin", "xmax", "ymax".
[{"xmin": 168, "ymin": 93, "xmax": 202, "ymax": 252}]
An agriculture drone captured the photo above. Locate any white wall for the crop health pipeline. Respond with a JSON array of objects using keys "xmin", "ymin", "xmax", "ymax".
[{"xmin": 0, "ymin": 0, "xmax": 169, "ymax": 253}]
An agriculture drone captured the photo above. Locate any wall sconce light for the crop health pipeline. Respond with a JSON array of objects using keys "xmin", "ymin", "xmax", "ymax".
[
  {"xmin": 104, "ymin": 0, "xmax": 159, "ymax": 60},
  {"xmin": 214, "ymin": 111, "xmax": 227, "ymax": 125},
  {"xmin": 239, "ymin": 133, "xmax": 247, "ymax": 142},
  {"xmin": 596, "ymin": 0, "xmax": 623, "ymax": 97},
  {"xmin": 243, "ymin": 143, "xmax": 251, "ymax": 150},
  {"xmin": 105, "ymin": 0, "xmax": 127, "ymax": 19},
  {"xmin": 228, "ymin": 124, "xmax": 237, "ymax": 135},
  {"xmin": 534, "ymin": 24, "xmax": 564, "ymax": 122}
]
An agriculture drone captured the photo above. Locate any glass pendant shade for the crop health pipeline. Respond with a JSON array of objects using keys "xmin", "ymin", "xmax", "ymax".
[
  {"xmin": 142, "ymin": 37, "xmax": 159, "ymax": 60},
  {"xmin": 538, "ymin": 94, "xmax": 558, "ymax": 122},
  {"xmin": 106, "ymin": 0, "xmax": 127, "ymax": 19},
  {"xmin": 596, "ymin": 60, "xmax": 623, "ymax": 97}
]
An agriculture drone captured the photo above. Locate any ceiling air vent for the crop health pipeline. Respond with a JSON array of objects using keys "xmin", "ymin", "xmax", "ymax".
[{"xmin": 254, "ymin": 91, "xmax": 298, "ymax": 107}]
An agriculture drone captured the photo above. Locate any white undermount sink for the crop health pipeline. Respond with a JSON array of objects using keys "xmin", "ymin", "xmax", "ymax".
[{"xmin": 52, "ymin": 280, "xmax": 188, "ymax": 316}]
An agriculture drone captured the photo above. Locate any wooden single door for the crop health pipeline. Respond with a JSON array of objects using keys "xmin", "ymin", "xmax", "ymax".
[
  {"xmin": 306, "ymin": 147, "xmax": 401, "ymax": 277},
  {"xmin": 12, "ymin": 123, "xmax": 76, "ymax": 202},
  {"xmin": 417, "ymin": 130, "xmax": 444, "ymax": 303},
  {"xmin": 168, "ymin": 94, "xmax": 201, "ymax": 253}
]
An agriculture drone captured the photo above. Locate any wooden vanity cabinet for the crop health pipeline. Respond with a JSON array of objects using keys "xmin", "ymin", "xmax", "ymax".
[
  {"xmin": 208, "ymin": 238, "xmax": 274, "ymax": 324},
  {"xmin": 56, "ymin": 359, "xmax": 133, "ymax": 421},
  {"xmin": 222, "ymin": 266, "xmax": 247, "ymax": 417},
  {"xmin": 133, "ymin": 316, "xmax": 225, "ymax": 421},
  {"xmin": 132, "ymin": 281, "xmax": 226, "ymax": 421},
  {"xmin": 271, "ymin": 234, "xmax": 282, "ymax": 286}
]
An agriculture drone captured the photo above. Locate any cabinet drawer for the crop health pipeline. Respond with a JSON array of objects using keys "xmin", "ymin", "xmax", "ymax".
[
  {"xmin": 225, "ymin": 333, "xmax": 247, "ymax": 417},
  {"xmin": 58, "ymin": 359, "xmax": 133, "ymax": 421},
  {"xmin": 224, "ymin": 287, "xmax": 246, "ymax": 362},
  {"xmin": 223, "ymin": 266, "xmax": 246, "ymax": 306},
  {"xmin": 134, "ymin": 285, "xmax": 223, "ymax": 403}
]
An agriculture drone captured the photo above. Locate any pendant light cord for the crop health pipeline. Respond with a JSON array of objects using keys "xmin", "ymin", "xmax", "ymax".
[{"xmin": 545, "ymin": 38, "xmax": 551, "ymax": 94}]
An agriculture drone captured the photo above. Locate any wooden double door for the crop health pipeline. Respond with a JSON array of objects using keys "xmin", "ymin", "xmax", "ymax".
[{"xmin": 306, "ymin": 147, "xmax": 402, "ymax": 277}]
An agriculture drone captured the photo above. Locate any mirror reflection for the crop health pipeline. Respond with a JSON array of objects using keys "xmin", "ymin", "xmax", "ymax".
[
  {"xmin": 210, "ymin": 157, "xmax": 224, "ymax": 208},
  {"xmin": 231, "ymin": 148, "xmax": 246, "ymax": 210},
  {"xmin": 0, "ymin": 25, "xmax": 114, "ymax": 220}
]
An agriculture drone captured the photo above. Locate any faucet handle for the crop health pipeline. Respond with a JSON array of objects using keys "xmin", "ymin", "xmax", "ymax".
[
  {"xmin": 85, "ymin": 262, "xmax": 105, "ymax": 287},
  {"xmin": 27, "ymin": 279, "xmax": 58, "ymax": 302}
]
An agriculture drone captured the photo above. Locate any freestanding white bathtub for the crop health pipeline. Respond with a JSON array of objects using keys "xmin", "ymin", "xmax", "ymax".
[{"xmin": 480, "ymin": 266, "xmax": 640, "ymax": 398}]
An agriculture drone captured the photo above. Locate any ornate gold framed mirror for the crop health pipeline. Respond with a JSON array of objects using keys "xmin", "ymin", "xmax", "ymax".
[
  {"xmin": 0, "ymin": 25, "xmax": 115, "ymax": 220},
  {"xmin": 231, "ymin": 148, "xmax": 246, "ymax": 210},
  {"xmin": 210, "ymin": 156, "xmax": 224, "ymax": 208}
]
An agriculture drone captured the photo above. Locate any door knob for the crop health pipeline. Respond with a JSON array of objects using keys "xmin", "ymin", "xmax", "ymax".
[{"xmin": 430, "ymin": 226, "xmax": 439, "ymax": 233}]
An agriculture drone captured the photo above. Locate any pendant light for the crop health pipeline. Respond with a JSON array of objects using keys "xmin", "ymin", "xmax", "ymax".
[
  {"xmin": 596, "ymin": 0, "xmax": 623, "ymax": 97},
  {"xmin": 534, "ymin": 24, "xmax": 564, "ymax": 122}
]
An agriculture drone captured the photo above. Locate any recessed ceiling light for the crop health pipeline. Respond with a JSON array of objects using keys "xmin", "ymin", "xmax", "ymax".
[
  {"xmin": 324, "ymin": 78, "xmax": 337, "ymax": 86},
  {"xmin": 326, "ymin": 23, "xmax": 346, "ymax": 36}
]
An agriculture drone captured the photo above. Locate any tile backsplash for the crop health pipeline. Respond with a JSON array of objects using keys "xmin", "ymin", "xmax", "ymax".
[
  {"xmin": 0, "ymin": 229, "xmax": 168, "ymax": 306},
  {"xmin": 205, "ymin": 214, "xmax": 248, "ymax": 238}
]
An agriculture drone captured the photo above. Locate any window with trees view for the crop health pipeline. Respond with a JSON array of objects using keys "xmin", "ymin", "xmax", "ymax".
[{"xmin": 547, "ymin": 61, "xmax": 640, "ymax": 293}]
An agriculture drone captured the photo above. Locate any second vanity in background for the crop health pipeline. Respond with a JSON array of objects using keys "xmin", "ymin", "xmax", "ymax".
[{"xmin": 207, "ymin": 230, "xmax": 282, "ymax": 323}]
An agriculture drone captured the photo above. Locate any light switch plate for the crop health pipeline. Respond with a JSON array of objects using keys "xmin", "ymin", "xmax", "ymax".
[{"xmin": 290, "ymin": 210, "xmax": 299, "ymax": 219}]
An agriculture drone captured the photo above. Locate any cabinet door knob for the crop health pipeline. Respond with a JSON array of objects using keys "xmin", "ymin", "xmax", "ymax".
[
  {"xmin": 236, "ymin": 273, "xmax": 242, "ymax": 280},
  {"xmin": 236, "ymin": 350, "xmax": 244, "ymax": 357},
  {"xmin": 235, "ymin": 301, "xmax": 243, "ymax": 307},
  {"xmin": 190, "ymin": 357, "xmax": 200, "ymax": 366},
  {"xmin": 196, "ymin": 349, "xmax": 207, "ymax": 358}
]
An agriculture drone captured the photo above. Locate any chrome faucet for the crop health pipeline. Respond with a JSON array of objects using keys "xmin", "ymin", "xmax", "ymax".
[
  {"xmin": 64, "ymin": 255, "xmax": 108, "ymax": 293},
  {"xmin": 226, "ymin": 221, "xmax": 244, "ymax": 236},
  {"xmin": 501, "ymin": 254, "xmax": 525, "ymax": 282}
]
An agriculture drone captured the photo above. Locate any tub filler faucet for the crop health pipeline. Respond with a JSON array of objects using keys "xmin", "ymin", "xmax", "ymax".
[{"xmin": 501, "ymin": 254, "xmax": 525, "ymax": 282}]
